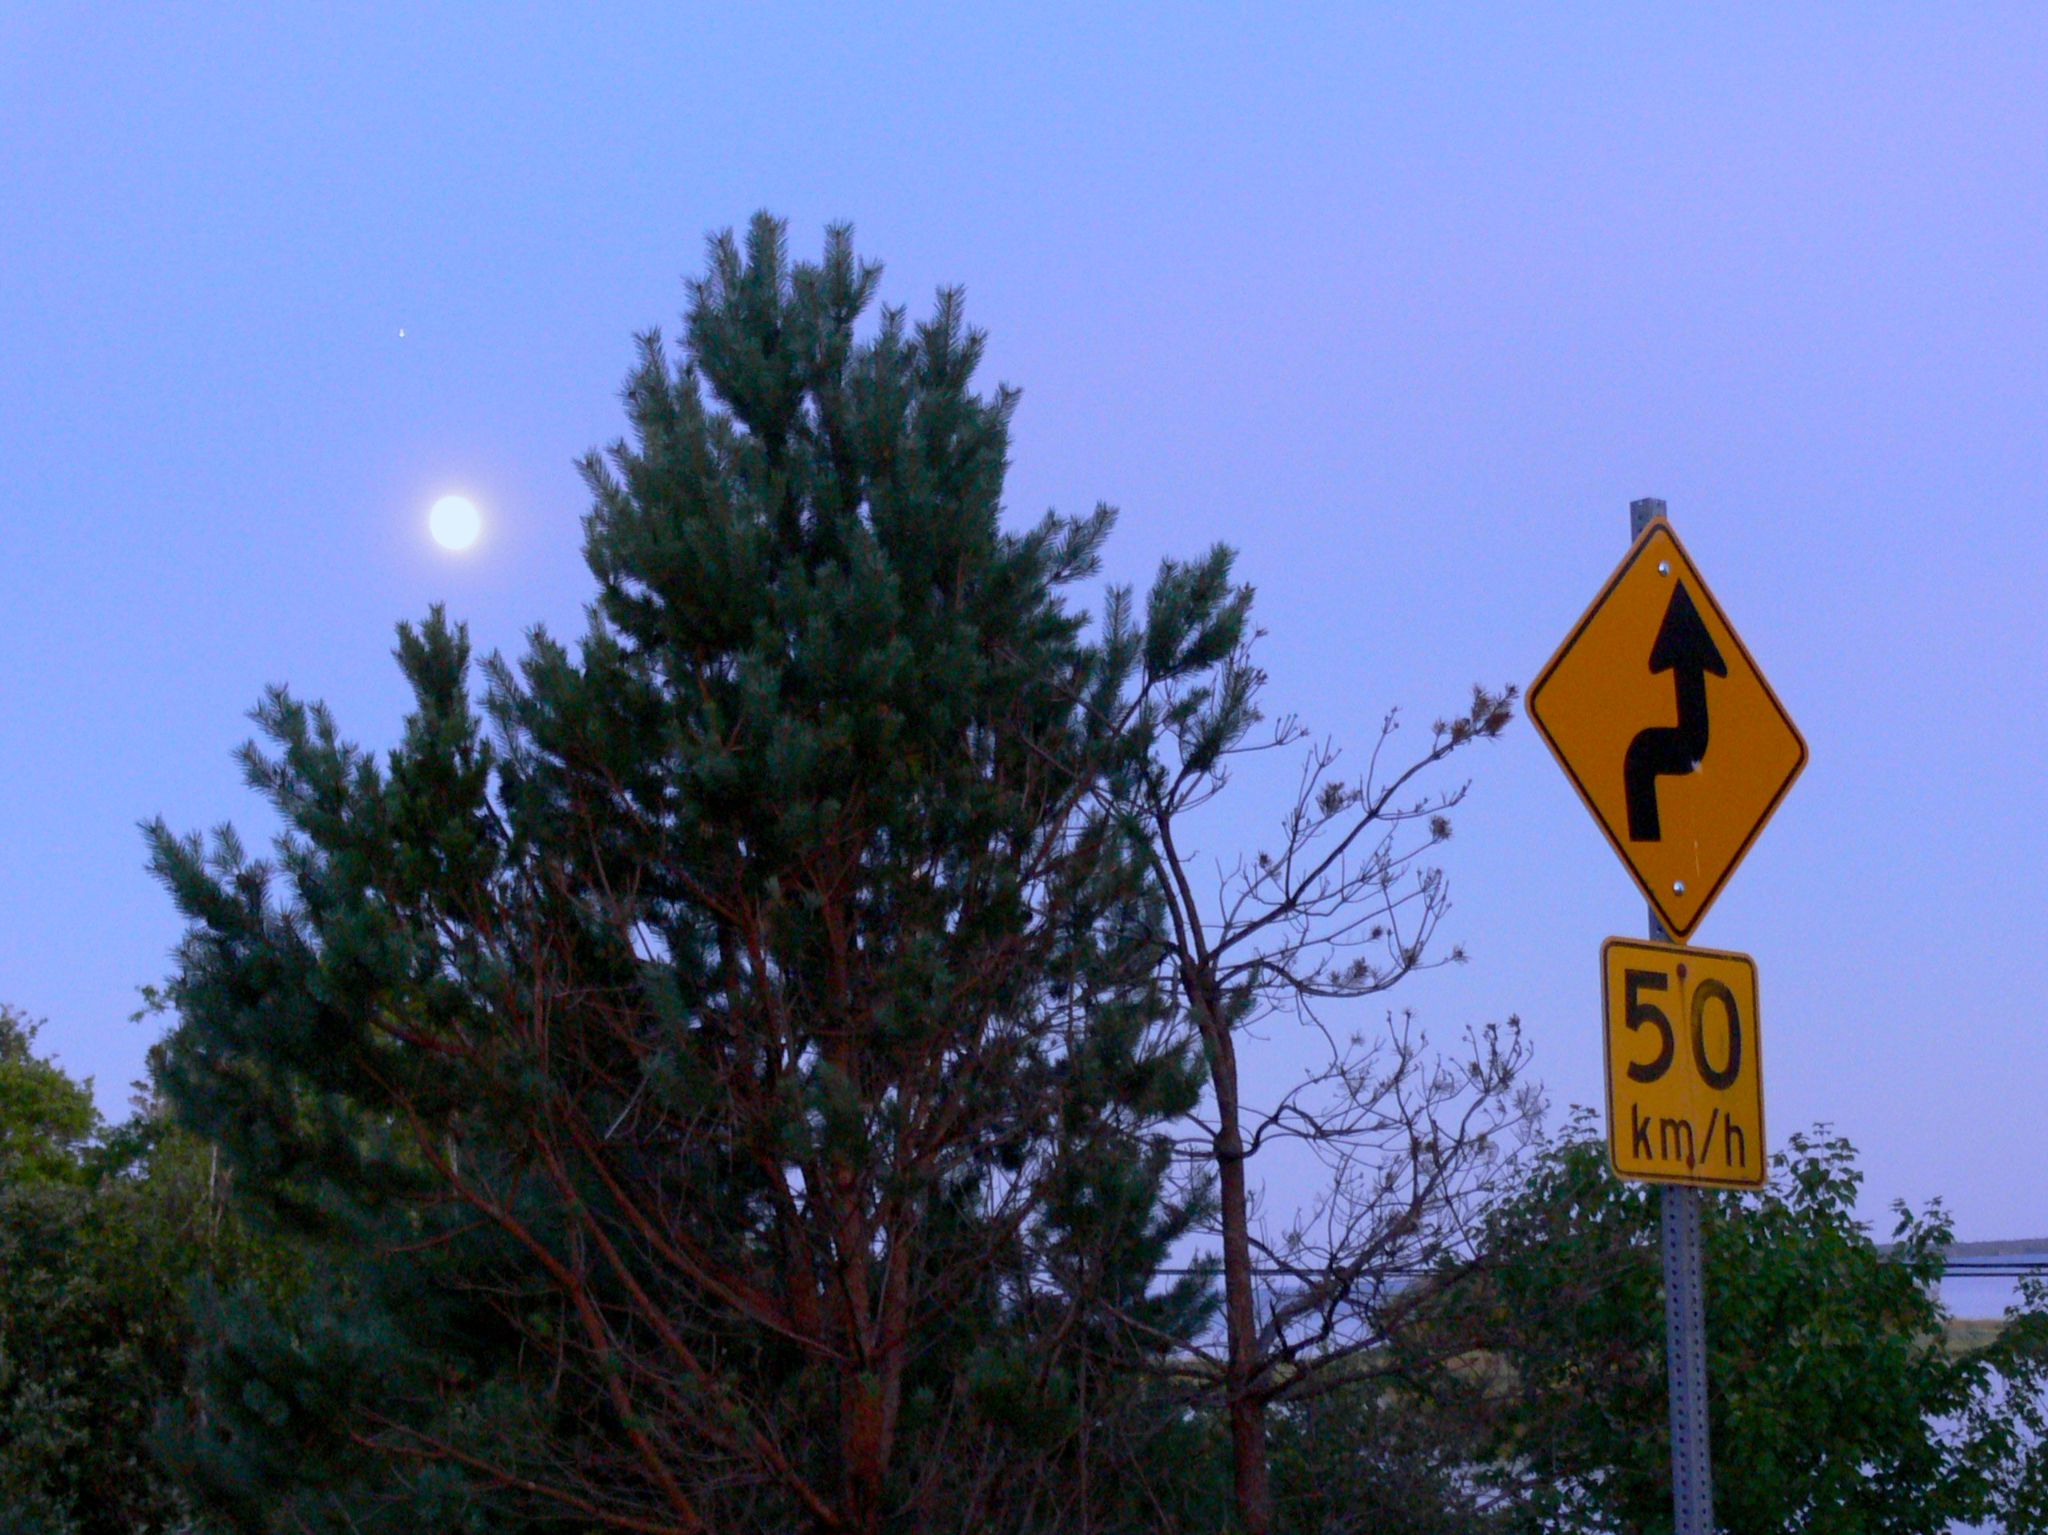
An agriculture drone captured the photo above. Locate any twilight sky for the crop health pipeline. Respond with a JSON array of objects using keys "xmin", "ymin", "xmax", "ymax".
[{"xmin": 4, "ymin": 6, "xmax": 2044, "ymax": 1252}]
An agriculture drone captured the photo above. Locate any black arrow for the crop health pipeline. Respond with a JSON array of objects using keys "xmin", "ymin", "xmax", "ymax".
[{"xmin": 1623, "ymin": 581, "xmax": 1727, "ymax": 841}]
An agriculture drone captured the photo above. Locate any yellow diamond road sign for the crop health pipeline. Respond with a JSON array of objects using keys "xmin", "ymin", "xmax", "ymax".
[
  {"xmin": 1529, "ymin": 518, "xmax": 1806, "ymax": 941},
  {"xmin": 1603, "ymin": 937, "xmax": 1764, "ymax": 1189}
]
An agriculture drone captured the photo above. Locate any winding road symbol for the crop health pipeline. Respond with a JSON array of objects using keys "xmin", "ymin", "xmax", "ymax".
[
  {"xmin": 1623, "ymin": 583, "xmax": 1727, "ymax": 842},
  {"xmin": 1528, "ymin": 516, "xmax": 1806, "ymax": 940}
]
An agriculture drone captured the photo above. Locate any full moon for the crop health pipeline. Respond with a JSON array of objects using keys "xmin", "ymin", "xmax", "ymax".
[{"xmin": 430, "ymin": 494, "xmax": 482, "ymax": 551}]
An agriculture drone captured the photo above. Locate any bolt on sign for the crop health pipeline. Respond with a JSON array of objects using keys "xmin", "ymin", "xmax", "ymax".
[
  {"xmin": 1602, "ymin": 938, "xmax": 1765, "ymax": 1190},
  {"xmin": 1528, "ymin": 518, "xmax": 1807, "ymax": 941}
]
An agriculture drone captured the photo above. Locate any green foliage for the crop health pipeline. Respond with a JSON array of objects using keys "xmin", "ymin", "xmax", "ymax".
[
  {"xmin": 0, "ymin": 1019, "xmax": 281, "ymax": 1535},
  {"xmin": 1442, "ymin": 1111, "xmax": 2048, "ymax": 1533},
  {"xmin": 0, "ymin": 1006, "xmax": 99, "ymax": 1186},
  {"xmin": 1266, "ymin": 1387, "xmax": 1503, "ymax": 1535}
]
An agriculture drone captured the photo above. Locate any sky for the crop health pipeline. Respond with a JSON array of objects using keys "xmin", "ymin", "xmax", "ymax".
[{"xmin": 3, "ymin": 5, "xmax": 2044, "ymax": 1255}]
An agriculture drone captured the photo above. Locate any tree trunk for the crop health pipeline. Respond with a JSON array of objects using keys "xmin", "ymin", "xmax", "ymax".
[
  {"xmin": 842, "ymin": 1370, "xmax": 887, "ymax": 1535},
  {"xmin": 1210, "ymin": 1025, "xmax": 1274, "ymax": 1535}
]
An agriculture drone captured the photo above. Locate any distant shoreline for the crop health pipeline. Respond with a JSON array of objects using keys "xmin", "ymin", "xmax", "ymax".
[
  {"xmin": 1941, "ymin": 1238, "xmax": 2048, "ymax": 1258},
  {"xmin": 1872, "ymin": 1236, "xmax": 2048, "ymax": 1259}
]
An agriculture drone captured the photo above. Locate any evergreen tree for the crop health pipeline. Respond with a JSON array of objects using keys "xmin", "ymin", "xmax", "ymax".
[{"xmin": 148, "ymin": 217, "xmax": 1229, "ymax": 1534}]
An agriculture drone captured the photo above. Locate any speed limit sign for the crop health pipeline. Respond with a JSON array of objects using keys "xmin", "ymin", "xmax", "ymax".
[{"xmin": 1601, "ymin": 937, "xmax": 1764, "ymax": 1190}]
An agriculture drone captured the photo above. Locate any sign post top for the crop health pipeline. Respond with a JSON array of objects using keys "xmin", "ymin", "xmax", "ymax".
[{"xmin": 1530, "ymin": 517, "xmax": 1806, "ymax": 941}]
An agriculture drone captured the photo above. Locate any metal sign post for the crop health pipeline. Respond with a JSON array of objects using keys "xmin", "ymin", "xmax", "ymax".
[
  {"xmin": 1638, "ymin": 505, "xmax": 1720, "ymax": 1535},
  {"xmin": 1635, "ymin": 498, "xmax": 1714, "ymax": 1535},
  {"xmin": 1662, "ymin": 1179, "xmax": 1716, "ymax": 1531},
  {"xmin": 1533, "ymin": 493, "xmax": 1808, "ymax": 1533}
]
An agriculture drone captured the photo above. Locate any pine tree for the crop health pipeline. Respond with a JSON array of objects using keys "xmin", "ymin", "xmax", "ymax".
[{"xmin": 147, "ymin": 217, "xmax": 1229, "ymax": 1534}]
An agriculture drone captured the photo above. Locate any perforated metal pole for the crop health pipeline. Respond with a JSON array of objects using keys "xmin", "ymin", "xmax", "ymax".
[{"xmin": 1632, "ymin": 495, "xmax": 1716, "ymax": 1534}]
